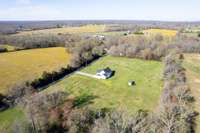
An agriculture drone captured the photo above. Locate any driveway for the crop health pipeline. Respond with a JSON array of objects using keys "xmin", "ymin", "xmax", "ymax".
[{"xmin": 76, "ymin": 71, "xmax": 101, "ymax": 79}]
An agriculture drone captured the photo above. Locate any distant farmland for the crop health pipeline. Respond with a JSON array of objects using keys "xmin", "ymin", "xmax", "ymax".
[
  {"xmin": 16, "ymin": 25, "xmax": 106, "ymax": 35},
  {"xmin": 143, "ymin": 29, "xmax": 178, "ymax": 36},
  {"xmin": 0, "ymin": 47, "xmax": 70, "ymax": 94},
  {"xmin": 45, "ymin": 56, "xmax": 163, "ymax": 112}
]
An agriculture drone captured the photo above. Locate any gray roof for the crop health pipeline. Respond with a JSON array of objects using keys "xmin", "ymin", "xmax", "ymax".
[{"xmin": 97, "ymin": 67, "xmax": 112, "ymax": 73}]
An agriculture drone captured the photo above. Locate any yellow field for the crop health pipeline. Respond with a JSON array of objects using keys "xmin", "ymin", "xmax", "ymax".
[
  {"xmin": 0, "ymin": 47, "xmax": 70, "ymax": 94},
  {"xmin": 143, "ymin": 29, "xmax": 178, "ymax": 36},
  {"xmin": 17, "ymin": 25, "xmax": 106, "ymax": 35}
]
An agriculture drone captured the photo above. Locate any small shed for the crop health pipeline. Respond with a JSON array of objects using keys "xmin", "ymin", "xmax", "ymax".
[{"xmin": 128, "ymin": 80, "xmax": 136, "ymax": 86}]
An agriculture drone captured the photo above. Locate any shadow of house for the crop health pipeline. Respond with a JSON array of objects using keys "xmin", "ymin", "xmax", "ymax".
[{"xmin": 110, "ymin": 70, "xmax": 115, "ymax": 78}]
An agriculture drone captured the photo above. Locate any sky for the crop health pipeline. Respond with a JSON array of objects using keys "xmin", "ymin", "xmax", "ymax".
[{"xmin": 0, "ymin": 0, "xmax": 200, "ymax": 21}]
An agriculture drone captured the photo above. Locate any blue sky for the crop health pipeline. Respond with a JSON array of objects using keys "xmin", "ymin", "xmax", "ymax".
[{"xmin": 0, "ymin": 0, "xmax": 199, "ymax": 21}]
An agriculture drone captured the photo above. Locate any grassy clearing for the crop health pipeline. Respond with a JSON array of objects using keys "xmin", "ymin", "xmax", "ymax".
[
  {"xmin": 143, "ymin": 29, "xmax": 177, "ymax": 36},
  {"xmin": 0, "ymin": 107, "xmax": 24, "ymax": 132},
  {"xmin": 45, "ymin": 56, "xmax": 163, "ymax": 112},
  {"xmin": 16, "ymin": 25, "xmax": 106, "ymax": 36},
  {"xmin": 183, "ymin": 54, "xmax": 200, "ymax": 132},
  {"xmin": 0, "ymin": 47, "xmax": 70, "ymax": 94}
]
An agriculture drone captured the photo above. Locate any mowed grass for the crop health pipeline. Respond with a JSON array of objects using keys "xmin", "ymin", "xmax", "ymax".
[
  {"xmin": 0, "ymin": 107, "xmax": 24, "ymax": 132},
  {"xmin": 143, "ymin": 29, "xmax": 178, "ymax": 36},
  {"xmin": 183, "ymin": 54, "xmax": 200, "ymax": 132},
  {"xmin": 0, "ymin": 47, "xmax": 70, "ymax": 94},
  {"xmin": 46, "ymin": 56, "xmax": 163, "ymax": 112},
  {"xmin": 17, "ymin": 25, "xmax": 106, "ymax": 35}
]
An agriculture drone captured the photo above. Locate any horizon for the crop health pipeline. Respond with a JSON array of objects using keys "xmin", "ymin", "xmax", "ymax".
[
  {"xmin": 1, "ymin": 0, "xmax": 200, "ymax": 21},
  {"xmin": 0, "ymin": 19, "xmax": 200, "ymax": 23}
]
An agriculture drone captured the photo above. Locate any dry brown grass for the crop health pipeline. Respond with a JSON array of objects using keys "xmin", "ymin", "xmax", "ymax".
[{"xmin": 0, "ymin": 47, "xmax": 70, "ymax": 94}]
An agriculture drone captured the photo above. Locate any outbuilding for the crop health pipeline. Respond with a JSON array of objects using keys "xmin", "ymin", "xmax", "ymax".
[{"xmin": 128, "ymin": 80, "xmax": 136, "ymax": 86}]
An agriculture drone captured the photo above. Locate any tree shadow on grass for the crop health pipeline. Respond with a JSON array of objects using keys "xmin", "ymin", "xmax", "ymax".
[
  {"xmin": 73, "ymin": 92, "xmax": 98, "ymax": 108},
  {"xmin": 0, "ymin": 93, "xmax": 9, "ymax": 112}
]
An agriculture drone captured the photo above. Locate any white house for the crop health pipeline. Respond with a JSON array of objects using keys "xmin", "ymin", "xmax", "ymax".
[
  {"xmin": 96, "ymin": 67, "xmax": 113, "ymax": 79},
  {"xmin": 93, "ymin": 35, "xmax": 105, "ymax": 40}
]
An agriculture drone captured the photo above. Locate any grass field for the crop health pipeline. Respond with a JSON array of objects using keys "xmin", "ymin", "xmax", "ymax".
[
  {"xmin": 143, "ymin": 29, "xmax": 178, "ymax": 36},
  {"xmin": 45, "ymin": 56, "xmax": 163, "ymax": 112},
  {"xmin": 0, "ymin": 107, "xmax": 24, "ymax": 132},
  {"xmin": 183, "ymin": 54, "xmax": 200, "ymax": 132},
  {"xmin": 0, "ymin": 45, "xmax": 15, "ymax": 52},
  {"xmin": 16, "ymin": 25, "xmax": 106, "ymax": 35},
  {"xmin": 0, "ymin": 47, "xmax": 70, "ymax": 94}
]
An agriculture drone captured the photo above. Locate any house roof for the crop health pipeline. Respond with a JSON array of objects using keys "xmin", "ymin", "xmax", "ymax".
[{"xmin": 97, "ymin": 67, "xmax": 112, "ymax": 73}]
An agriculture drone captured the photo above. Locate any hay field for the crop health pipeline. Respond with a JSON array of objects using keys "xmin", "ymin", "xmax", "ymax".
[
  {"xmin": 0, "ymin": 47, "xmax": 70, "ymax": 94},
  {"xmin": 143, "ymin": 29, "xmax": 178, "ymax": 36}
]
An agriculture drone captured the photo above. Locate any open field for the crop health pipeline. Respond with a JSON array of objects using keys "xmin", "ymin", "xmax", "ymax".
[
  {"xmin": 0, "ymin": 47, "xmax": 70, "ymax": 94},
  {"xmin": 183, "ymin": 54, "xmax": 200, "ymax": 132},
  {"xmin": 143, "ymin": 29, "xmax": 178, "ymax": 36},
  {"xmin": 0, "ymin": 107, "xmax": 24, "ymax": 132},
  {"xmin": 45, "ymin": 56, "xmax": 163, "ymax": 112},
  {"xmin": 16, "ymin": 25, "xmax": 106, "ymax": 36}
]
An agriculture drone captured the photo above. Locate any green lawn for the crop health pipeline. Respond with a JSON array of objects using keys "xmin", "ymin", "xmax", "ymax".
[
  {"xmin": 0, "ymin": 107, "xmax": 24, "ymax": 132},
  {"xmin": 46, "ymin": 56, "xmax": 163, "ymax": 112}
]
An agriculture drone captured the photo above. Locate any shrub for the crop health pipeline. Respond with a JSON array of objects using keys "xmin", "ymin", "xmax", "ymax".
[
  {"xmin": 31, "ymin": 67, "xmax": 73, "ymax": 89},
  {"xmin": 0, "ymin": 93, "xmax": 9, "ymax": 111},
  {"xmin": 23, "ymin": 91, "xmax": 68, "ymax": 132},
  {"xmin": 6, "ymin": 83, "xmax": 35, "ymax": 106},
  {"xmin": 0, "ymin": 46, "xmax": 7, "ymax": 53},
  {"xmin": 171, "ymin": 35, "xmax": 200, "ymax": 53},
  {"xmin": 68, "ymin": 38, "xmax": 105, "ymax": 68},
  {"xmin": 92, "ymin": 110, "xmax": 150, "ymax": 133},
  {"xmin": 198, "ymin": 32, "xmax": 200, "ymax": 38}
]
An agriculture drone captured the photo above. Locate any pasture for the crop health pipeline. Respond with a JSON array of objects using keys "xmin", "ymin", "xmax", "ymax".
[
  {"xmin": 45, "ymin": 56, "xmax": 163, "ymax": 112},
  {"xmin": 143, "ymin": 29, "xmax": 177, "ymax": 36},
  {"xmin": 0, "ymin": 47, "xmax": 70, "ymax": 94}
]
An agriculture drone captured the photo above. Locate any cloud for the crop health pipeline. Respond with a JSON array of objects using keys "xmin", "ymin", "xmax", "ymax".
[
  {"xmin": 16, "ymin": 0, "xmax": 31, "ymax": 5},
  {"xmin": 0, "ymin": 5, "xmax": 64, "ymax": 20}
]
